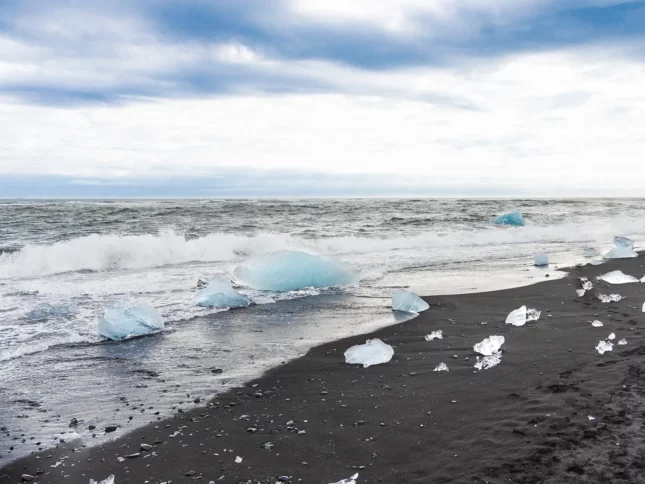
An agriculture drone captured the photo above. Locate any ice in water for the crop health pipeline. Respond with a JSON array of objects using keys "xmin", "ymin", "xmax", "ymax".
[
  {"xmin": 329, "ymin": 473, "xmax": 359, "ymax": 484},
  {"xmin": 425, "ymin": 330, "xmax": 443, "ymax": 341},
  {"xmin": 233, "ymin": 250, "xmax": 358, "ymax": 291},
  {"xmin": 595, "ymin": 340, "xmax": 613, "ymax": 355},
  {"xmin": 533, "ymin": 253, "xmax": 549, "ymax": 267},
  {"xmin": 98, "ymin": 300, "xmax": 164, "ymax": 341},
  {"xmin": 194, "ymin": 277, "xmax": 250, "ymax": 308},
  {"xmin": 605, "ymin": 236, "xmax": 637, "ymax": 259},
  {"xmin": 473, "ymin": 335, "xmax": 505, "ymax": 356},
  {"xmin": 27, "ymin": 303, "xmax": 78, "ymax": 320},
  {"xmin": 597, "ymin": 270, "xmax": 639, "ymax": 284},
  {"xmin": 505, "ymin": 306, "xmax": 540, "ymax": 326},
  {"xmin": 392, "ymin": 289, "xmax": 429, "ymax": 313},
  {"xmin": 344, "ymin": 339, "xmax": 394, "ymax": 368},
  {"xmin": 90, "ymin": 476, "xmax": 115, "ymax": 484},
  {"xmin": 491, "ymin": 210, "xmax": 525, "ymax": 226}
]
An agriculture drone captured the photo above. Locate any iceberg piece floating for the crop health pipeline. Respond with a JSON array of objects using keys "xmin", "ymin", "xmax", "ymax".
[
  {"xmin": 392, "ymin": 289, "xmax": 429, "ymax": 313},
  {"xmin": 595, "ymin": 340, "xmax": 613, "ymax": 355},
  {"xmin": 425, "ymin": 330, "xmax": 443, "ymax": 341},
  {"xmin": 583, "ymin": 247, "xmax": 600, "ymax": 257},
  {"xmin": 434, "ymin": 362, "xmax": 449, "ymax": 372},
  {"xmin": 344, "ymin": 339, "xmax": 394, "ymax": 368},
  {"xmin": 605, "ymin": 236, "xmax": 637, "ymax": 259},
  {"xmin": 90, "ymin": 476, "xmax": 115, "ymax": 484},
  {"xmin": 492, "ymin": 210, "xmax": 525, "ymax": 226},
  {"xmin": 598, "ymin": 294, "xmax": 622, "ymax": 303},
  {"xmin": 597, "ymin": 270, "xmax": 639, "ymax": 284},
  {"xmin": 473, "ymin": 335, "xmax": 505, "ymax": 356},
  {"xmin": 533, "ymin": 253, "xmax": 549, "ymax": 267},
  {"xmin": 233, "ymin": 250, "xmax": 358, "ymax": 291},
  {"xmin": 591, "ymin": 320, "xmax": 603, "ymax": 327},
  {"xmin": 194, "ymin": 277, "xmax": 250, "ymax": 308},
  {"xmin": 329, "ymin": 473, "xmax": 359, "ymax": 484},
  {"xmin": 475, "ymin": 353, "xmax": 502, "ymax": 370},
  {"xmin": 27, "ymin": 303, "xmax": 78, "ymax": 320},
  {"xmin": 618, "ymin": 339, "xmax": 627, "ymax": 346},
  {"xmin": 98, "ymin": 300, "xmax": 164, "ymax": 341}
]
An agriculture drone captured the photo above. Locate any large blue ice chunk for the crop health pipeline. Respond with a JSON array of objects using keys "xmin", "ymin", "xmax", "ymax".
[
  {"xmin": 233, "ymin": 250, "xmax": 359, "ymax": 291},
  {"xmin": 98, "ymin": 300, "xmax": 164, "ymax": 341},
  {"xmin": 195, "ymin": 277, "xmax": 250, "ymax": 308},
  {"xmin": 391, "ymin": 289, "xmax": 429, "ymax": 313},
  {"xmin": 605, "ymin": 236, "xmax": 638, "ymax": 259},
  {"xmin": 27, "ymin": 303, "xmax": 78, "ymax": 320},
  {"xmin": 492, "ymin": 210, "xmax": 525, "ymax": 226}
]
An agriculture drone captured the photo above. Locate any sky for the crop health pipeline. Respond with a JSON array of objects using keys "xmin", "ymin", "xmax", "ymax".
[{"xmin": 1, "ymin": 0, "xmax": 645, "ymax": 197}]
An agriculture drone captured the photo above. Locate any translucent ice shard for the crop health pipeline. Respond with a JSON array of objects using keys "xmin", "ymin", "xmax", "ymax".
[
  {"xmin": 618, "ymin": 339, "xmax": 627, "ymax": 345},
  {"xmin": 473, "ymin": 335, "xmax": 505, "ymax": 356},
  {"xmin": 475, "ymin": 353, "xmax": 502, "ymax": 370},
  {"xmin": 433, "ymin": 362, "xmax": 449, "ymax": 372},
  {"xmin": 392, "ymin": 289, "xmax": 429, "ymax": 313},
  {"xmin": 608, "ymin": 333, "xmax": 616, "ymax": 340},
  {"xmin": 27, "ymin": 303, "xmax": 78, "ymax": 320},
  {"xmin": 580, "ymin": 278, "xmax": 593, "ymax": 291},
  {"xmin": 534, "ymin": 253, "xmax": 549, "ymax": 266},
  {"xmin": 598, "ymin": 294, "xmax": 621, "ymax": 303},
  {"xmin": 583, "ymin": 247, "xmax": 600, "ymax": 257},
  {"xmin": 344, "ymin": 339, "xmax": 393, "ymax": 368},
  {"xmin": 505, "ymin": 306, "xmax": 539, "ymax": 326},
  {"xmin": 329, "ymin": 473, "xmax": 359, "ymax": 484},
  {"xmin": 98, "ymin": 300, "xmax": 164, "ymax": 341},
  {"xmin": 526, "ymin": 308, "xmax": 541, "ymax": 322},
  {"xmin": 233, "ymin": 250, "xmax": 358, "ymax": 291},
  {"xmin": 605, "ymin": 236, "xmax": 637, "ymax": 259},
  {"xmin": 591, "ymin": 320, "xmax": 603, "ymax": 327},
  {"xmin": 595, "ymin": 340, "xmax": 613, "ymax": 354},
  {"xmin": 492, "ymin": 210, "xmax": 525, "ymax": 226},
  {"xmin": 597, "ymin": 270, "xmax": 638, "ymax": 284},
  {"xmin": 194, "ymin": 277, "xmax": 250, "ymax": 308},
  {"xmin": 425, "ymin": 330, "xmax": 443, "ymax": 341},
  {"xmin": 576, "ymin": 289, "xmax": 585, "ymax": 297},
  {"xmin": 90, "ymin": 476, "xmax": 115, "ymax": 484}
]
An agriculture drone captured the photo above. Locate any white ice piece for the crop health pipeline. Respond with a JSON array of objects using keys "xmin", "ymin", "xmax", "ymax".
[
  {"xmin": 527, "ymin": 308, "xmax": 541, "ymax": 322},
  {"xmin": 588, "ymin": 416, "xmax": 596, "ymax": 421},
  {"xmin": 576, "ymin": 289, "xmax": 586, "ymax": 297},
  {"xmin": 618, "ymin": 339, "xmax": 627, "ymax": 345},
  {"xmin": 425, "ymin": 331, "xmax": 443, "ymax": 341},
  {"xmin": 475, "ymin": 353, "xmax": 502, "ymax": 370},
  {"xmin": 392, "ymin": 289, "xmax": 429, "ymax": 313},
  {"xmin": 597, "ymin": 270, "xmax": 639, "ymax": 284},
  {"xmin": 591, "ymin": 320, "xmax": 603, "ymax": 327},
  {"xmin": 473, "ymin": 335, "xmax": 505, "ymax": 356},
  {"xmin": 580, "ymin": 278, "xmax": 593, "ymax": 291},
  {"xmin": 27, "ymin": 303, "xmax": 78, "ymax": 320},
  {"xmin": 605, "ymin": 236, "xmax": 637, "ymax": 259},
  {"xmin": 608, "ymin": 333, "xmax": 616, "ymax": 340},
  {"xmin": 595, "ymin": 340, "xmax": 614, "ymax": 354},
  {"xmin": 433, "ymin": 362, "xmax": 449, "ymax": 372},
  {"xmin": 233, "ymin": 250, "xmax": 358, "ymax": 291},
  {"xmin": 98, "ymin": 300, "xmax": 164, "ymax": 341},
  {"xmin": 235, "ymin": 456, "xmax": 243, "ymax": 464},
  {"xmin": 344, "ymin": 339, "xmax": 394, "ymax": 368},
  {"xmin": 598, "ymin": 294, "xmax": 622, "ymax": 303},
  {"xmin": 329, "ymin": 473, "xmax": 359, "ymax": 484},
  {"xmin": 643, "ymin": 302, "xmax": 645, "ymax": 312},
  {"xmin": 534, "ymin": 253, "xmax": 549, "ymax": 266},
  {"xmin": 194, "ymin": 277, "xmax": 251, "ymax": 308},
  {"xmin": 505, "ymin": 306, "xmax": 540, "ymax": 326},
  {"xmin": 90, "ymin": 476, "xmax": 115, "ymax": 484}
]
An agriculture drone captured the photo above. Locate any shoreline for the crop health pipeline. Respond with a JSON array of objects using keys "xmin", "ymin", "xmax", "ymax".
[{"xmin": 3, "ymin": 256, "xmax": 645, "ymax": 483}]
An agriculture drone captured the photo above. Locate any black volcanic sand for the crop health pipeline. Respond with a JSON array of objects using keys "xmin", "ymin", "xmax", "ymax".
[{"xmin": 3, "ymin": 257, "xmax": 645, "ymax": 483}]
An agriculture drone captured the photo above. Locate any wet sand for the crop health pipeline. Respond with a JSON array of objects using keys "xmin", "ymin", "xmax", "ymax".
[{"xmin": 3, "ymin": 256, "xmax": 645, "ymax": 483}]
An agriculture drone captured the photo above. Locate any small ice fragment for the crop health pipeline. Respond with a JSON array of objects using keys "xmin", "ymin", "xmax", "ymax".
[
  {"xmin": 233, "ymin": 250, "xmax": 358, "ymax": 291},
  {"xmin": 526, "ymin": 308, "xmax": 541, "ymax": 322},
  {"xmin": 598, "ymin": 294, "xmax": 622, "ymax": 303},
  {"xmin": 591, "ymin": 320, "xmax": 603, "ymax": 327},
  {"xmin": 605, "ymin": 236, "xmax": 637, "ymax": 259},
  {"xmin": 614, "ymin": 236, "xmax": 634, "ymax": 249},
  {"xmin": 580, "ymin": 278, "xmax": 593, "ymax": 290},
  {"xmin": 583, "ymin": 247, "xmax": 600, "ymax": 257},
  {"xmin": 588, "ymin": 416, "xmax": 595, "ymax": 421},
  {"xmin": 27, "ymin": 303, "xmax": 78, "ymax": 320},
  {"xmin": 473, "ymin": 335, "xmax": 505, "ymax": 356},
  {"xmin": 597, "ymin": 270, "xmax": 639, "ymax": 284},
  {"xmin": 392, "ymin": 289, "xmax": 429, "ymax": 313},
  {"xmin": 576, "ymin": 289, "xmax": 585, "ymax": 297},
  {"xmin": 194, "ymin": 277, "xmax": 250, "ymax": 308},
  {"xmin": 235, "ymin": 456, "xmax": 243, "ymax": 464},
  {"xmin": 590, "ymin": 260, "xmax": 604, "ymax": 265},
  {"xmin": 534, "ymin": 253, "xmax": 549, "ymax": 266},
  {"xmin": 329, "ymin": 473, "xmax": 359, "ymax": 484},
  {"xmin": 492, "ymin": 210, "xmax": 525, "ymax": 226},
  {"xmin": 596, "ymin": 340, "xmax": 613, "ymax": 354},
  {"xmin": 98, "ymin": 300, "xmax": 164, "ymax": 341},
  {"xmin": 344, "ymin": 339, "xmax": 394, "ymax": 368},
  {"xmin": 608, "ymin": 333, "xmax": 616, "ymax": 340},
  {"xmin": 89, "ymin": 476, "xmax": 115, "ymax": 484},
  {"xmin": 425, "ymin": 330, "xmax": 443, "ymax": 341},
  {"xmin": 433, "ymin": 362, "xmax": 449, "ymax": 372},
  {"xmin": 505, "ymin": 306, "xmax": 527, "ymax": 326},
  {"xmin": 618, "ymin": 339, "xmax": 627, "ymax": 345},
  {"xmin": 474, "ymin": 353, "xmax": 502, "ymax": 370}
]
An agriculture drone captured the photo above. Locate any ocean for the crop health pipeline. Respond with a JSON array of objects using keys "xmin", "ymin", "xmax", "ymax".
[{"xmin": 1, "ymin": 198, "xmax": 644, "ymax": 464}]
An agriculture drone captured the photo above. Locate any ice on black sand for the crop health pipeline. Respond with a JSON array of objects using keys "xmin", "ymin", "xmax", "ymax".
[
  {"xmin": 90, "ymin": 476, "xmax": 115, "ymax": 484},
  {"xmin": 598, "ymin": 294, "xmax": 621, "ymax": 303},
  {"xmin": 329, "ymin": 473, "xmax": 359, "ymax": 484},
  {"xmin": 194, "ymin": 276, "xmax": 250, "ymax": 308},
  {"xmin": 425, "ymin": 330, "xmax": 442, "ymax": 341},
  {"xmin": 591, "ymin": 320, "xmax": 603, "ymax": 327},
  {"xmin": 597, "ymin": 270, "xmax": 639, "ymax": 284},
  {"xmin": 98, "ymin": 300, "xmax": 164, "ymax": 341},
  {"xmin": 392, "ymin": 289, "xmax": 429, "ymax": 313},
  {"xmin": 434, "ymin": 362, "xmax": 449, "ymax": 372},
  {"xmin": 595, "ymin": 340, "xmax": 613, "ymax": 355},
  {"xmin": 473, "ymin": 335, "xmax": 504, "ymax": 370},
  {"xmin": 505, "ymin": 306, "xmax": 540, "ymax": 326},
  {"xmin": 344, "ymin": 339, "xmax": 393, "ymax": 368}
]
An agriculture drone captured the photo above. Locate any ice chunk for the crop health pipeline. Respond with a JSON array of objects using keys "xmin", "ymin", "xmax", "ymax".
[
  {"xmin": 597, "ymin": 270, "xmax": 638, "ymax": 284},
  {"xmin": 505, "ymin": 306, "xmax": 539, "ymax": 326},
  {"xmin": 329, "ymin": 473, "xmax": 359, "ymax": 484},
  {"xmin": 194, "ymin": 277, "xmax": 250, "ymax": 308},
  {"xmin": 27, "ymin": 303, "xmax": 78, "ymax": 320},
  {"xmin": 580, "ymin": 278, "xmax": 593, "ymax": 291},
  {"xmin": 643, "ymin": 302, "xmax": 645, "ymax": 312},
  {"xmin": 425, "ymin": 330, "xmax": 443, "ymax": 341},
  {"xmin": 591, "ymin": 320, "xmax": 603, "ymax": 327},
  {"xmin": 576, "ymin": 289, "xmax": 585, "ymax": 297},
  {"xmin": 583, "ymin": 247, "xmax": 600, "ymax": 257},
  {"xmin": 475, "ymin": 353, "xmax": 502, "ymax": 370},
  {"xmin": 608, "ymin": 333, "xmax": 616, "ymax": 340},
  {"xmin": 473, "ymin": 335, "xmax": 504, "ymax": 356},
  {"xmin": 598, "ymin": 294, "xmax": 621, "ymax": 303},
  {"xmin": 595, "ymin": 340, "xmax": 613, "ymax": 354},
  {"xmin": 533, "ymin": 253, "xmax": 549, "ymax": 267},
  {"xmin": 392, "ymin": 289, "xmax": 429, "ymax": 313},
  {"xmin": 614, "ymin": 236, "xmax": 634, "ymax": 248},
  {"xmin": 344, "ymin": 339, "xmax": 393, "ymax": 368},
  {"xmin": 618, "ymin": 339, "xmax": 627, "ymax": 345},
  {"xmin": 527, "ymin": 308, "xmax": 541, "ymax": 322},
  {"xmin": 492, "ymin": 210, "xmax": 525, "ymax": 226},
  {"xmin": 235, "ymin": 456, "xmax": 242, "ymax": 464},
  {"xmin": 433, "ymin": 362, "xmax": 449, "ymax": 372},
  {"xmin": 605, "ymin": 236, "xmax": 637, "ymax": 259},
  {"xmin": 98, "ymin": 300, "xmax": 164, "ymax": 341},
  {"xmin": 233, "ymin": 250, "xmax": 358, "ymax": 291},
  {"xmin": 90, "ymin": 476, "xmax": 115, "ymax": 484}
]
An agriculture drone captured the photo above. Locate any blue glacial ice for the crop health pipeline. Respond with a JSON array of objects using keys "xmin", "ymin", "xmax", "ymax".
[
  {"xmin": 491, "ymin": 210, "xmax": 525, "ymax": 226},
  {"xmin": 27, "ymin": 303, "xmax": 78, "ymax": 320},
  {"xmin": 605, "ymin": 236, "xmax": 637, "ymax": 259},
  {"xmin": 533, "ymin": 253, "xmax": 549, "ymax": 266},
  {"xmin": 195, "ymin": 277, "xmax": 250, "ymax": 308},
  {"xmin": 233, "ymin": 250, "xmax": 359, "ymax": 291},
  {"xmin": 98, "ymin": 300, "xmax": 164, "ymax": 341},
  {"xmin": 392, "ymin": 289, "xmax": 429, "ymax": 313}
]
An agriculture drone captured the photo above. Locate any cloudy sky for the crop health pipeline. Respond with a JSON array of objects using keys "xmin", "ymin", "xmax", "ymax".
[{"xmin": 1, "ymin": 0, "xmax": 644, "ymax": 197}]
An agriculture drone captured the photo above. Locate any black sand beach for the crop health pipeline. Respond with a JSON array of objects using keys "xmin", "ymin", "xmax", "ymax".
[{"xmin": 3, "ymin": 256, "xmax": 645, "ymax": 484}]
